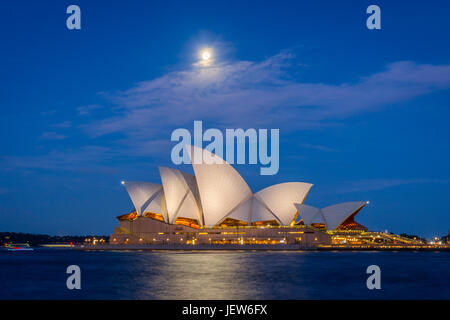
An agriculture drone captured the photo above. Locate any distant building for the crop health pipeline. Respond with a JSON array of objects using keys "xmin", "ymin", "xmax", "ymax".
[{"xmin": 442, "ymin": 232, "xmax": 450, "ymax": 244}]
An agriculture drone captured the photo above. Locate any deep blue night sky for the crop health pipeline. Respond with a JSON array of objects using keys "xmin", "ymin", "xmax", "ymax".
[{"xmin": 0, "ymin": 1, "xmax": 449, "ymax": 237}]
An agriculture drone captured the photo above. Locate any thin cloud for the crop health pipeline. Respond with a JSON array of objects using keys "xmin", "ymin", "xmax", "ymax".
[
  {"xmin": 82, "ymin": 53, "xmax": 450, "ymax": 143},
  {"xmin": 5, "ymin": 51, "xmax": 450, "ymax": 173},
  {"xmin": 332, "ymin": 178, "xmax": 450, "ymax": 194},
  {"xmin": 77, "ymin": 104, "xmax": 102, "ymax": 116},
  {"xmin": 40, "ymin": 109, "xmax": 58, "ymax": 116},
  {"xmin": 51, "ymin": 121, "xmax": 71, "ymax": 129},
  {"xmin": 1, "ymin": 146, "xmax": 112, "ymax": 171},
  {"xmin": 300, "ymin": 143, "xmax": 335, "ymax": 152},
  {"xmin": 40, "ymin": 132, "xmax": 67, "ymax": 140}
]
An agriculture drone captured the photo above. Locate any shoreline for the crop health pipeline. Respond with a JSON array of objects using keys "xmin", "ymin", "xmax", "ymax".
[{"xmin": 74, "ymin": 244, "xmax": 450, "ymax": 251}]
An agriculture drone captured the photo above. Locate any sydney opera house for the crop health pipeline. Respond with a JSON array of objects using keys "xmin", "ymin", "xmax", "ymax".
[{"xmin": 109, "ymin": 146, "xmax": 377, "ymax": 247}]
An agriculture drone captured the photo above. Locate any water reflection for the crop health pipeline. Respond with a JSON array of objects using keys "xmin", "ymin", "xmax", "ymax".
[
  {"xmin": 1, "ymin": 250, "xmax": 449, "ymax": 299},
  {"xmin": 137, "ymin": 252, "xmax": 262, "ymax": 299}
]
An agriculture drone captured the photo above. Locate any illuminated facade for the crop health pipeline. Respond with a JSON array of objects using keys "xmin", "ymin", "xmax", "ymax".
[
  {"xmin": 110, "ymin": 146, "xmax": 370, "ymax": 246},
  {"xmin": 294, "ymin": 202, "xmax": 369, "ymax": 231}
]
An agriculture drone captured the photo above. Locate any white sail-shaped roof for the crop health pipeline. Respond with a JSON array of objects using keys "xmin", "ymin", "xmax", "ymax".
[
  {"xmin": 225, "ymin": 196, "xmax": 291, "ymax": 224},
  {"xmin": 121, "ymin": 147, "xmax": 317, "ymax": 227},
  {"xmin": 227, "ymin": 197, "xmax": 253, "ymax": 223},
  {"xmin": 159, "ymin": 166, "xmax": 203, "ymax": 225},
  {"xmin": 142, "ymin": 190, "xmax": 168, "ymax": 221},
  {"xmin": 311, "ymin": 210, "xmax": 326, "ymax": 224},
  {"xmin": 250, "ymin": 197, "xmax": 279, "ymax": 223},
  {"xmin": 122, "ymin": 181, "xmax": 164, "ymax": 219},
  {"xmin": 321, "ymin": 201, "xmax": 368, "ymax": 230},
  {"xmin": 188, "ymin": 145, "xmax": 253, "ymax": 226},
  {"xmin": 255, "ymin": 182, "xmax": 313, "ymax": 226},
  {"xmin": 176, "ymin": 192, "xmax": 203, "ymax": 223},
  {"xmin": 294, "ymin": 204, "xmax": 321, "ymax": 225}
]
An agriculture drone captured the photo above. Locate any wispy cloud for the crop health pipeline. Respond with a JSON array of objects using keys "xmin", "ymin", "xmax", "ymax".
[
  {"xmin": 40, "ymin": 109, "xmax": 58, "ymax": 116},
  {"xmin": 331, "ymin": 178, "xmax": 450, "ymax": 194},
  {"xmin": 300, "ymin": 143, "xmax": 335, "ymax": 152},
  {"xmin": 51, "ymin": 121, "xmax": 71, "ymax": 129},
  {"xmin": 84, "ymin": 53, "xmax": 450, "ymax": 140},
  {"xmin": 1, "ymin": 146, "xmax": 113, "ymax": 171},
  {"xmin": 5, "ymin": 51, "xmax": 450, "ymax": 172},
  {"xmin": 40, "ymin": 132, "xmax": 67, "ymax": 140},
  {"xmin": 77, "ymin": 104, "xmax": 102, "ymax": 116}
]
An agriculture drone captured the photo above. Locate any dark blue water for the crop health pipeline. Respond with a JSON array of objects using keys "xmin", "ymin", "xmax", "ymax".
[{"xmin": 0, "ymin": 249, "xmax": 449, "ymax": 299}]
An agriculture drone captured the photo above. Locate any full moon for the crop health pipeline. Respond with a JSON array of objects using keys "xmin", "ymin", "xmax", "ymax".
[{"xmin": 201, "ymin": 50, "xmax": 211, "ymax": 60}]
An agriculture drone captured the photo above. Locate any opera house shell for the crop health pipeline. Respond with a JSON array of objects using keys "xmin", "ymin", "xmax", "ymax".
[{"xmin": 110, "ymin": 146, "xmax": 369, "ymax": 246}]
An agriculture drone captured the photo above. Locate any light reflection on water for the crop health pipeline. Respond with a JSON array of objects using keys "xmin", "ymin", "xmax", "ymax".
[
  {"xmin": 0, "ymin": 249, "xmax": 449, "ymax": 299},
  {"xmin": 138, "ymin": 252, "xmax": 258, "ymax": 299}
]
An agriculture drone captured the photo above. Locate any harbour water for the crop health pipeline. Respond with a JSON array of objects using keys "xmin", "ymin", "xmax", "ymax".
[{"xmin": 1, "ymin": 249, "xmax": 449, "ymax": 299}]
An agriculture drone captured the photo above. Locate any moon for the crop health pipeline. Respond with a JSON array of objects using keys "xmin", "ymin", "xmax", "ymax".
[{"xmin": 202, "ymin": 50, "xmax": 211, "ymax": 60}]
